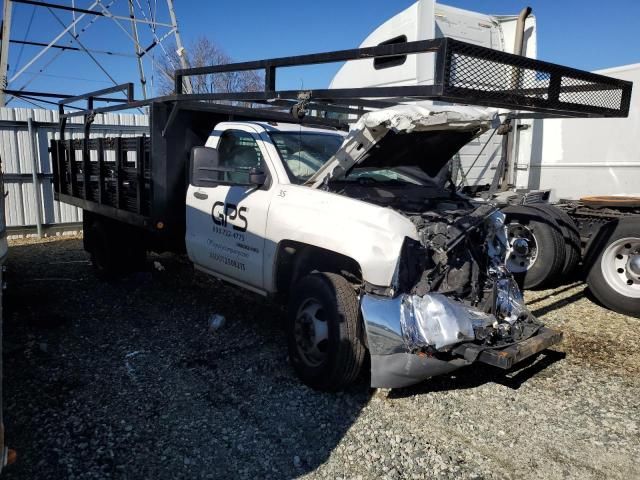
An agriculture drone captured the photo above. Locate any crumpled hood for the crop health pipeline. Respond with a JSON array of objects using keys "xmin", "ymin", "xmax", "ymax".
[
  {"xmin": 307, "ymin": 104, "xmax": 499, "ymax": 188},
  {"xmin": 360, "ymin": 104, "xmax": 497, "ymax": 132}
]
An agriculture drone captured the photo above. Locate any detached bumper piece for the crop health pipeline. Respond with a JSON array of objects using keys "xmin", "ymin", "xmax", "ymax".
[{"xmin": 453, "ymin": 327, "xmax": 563, "ymax": 370}]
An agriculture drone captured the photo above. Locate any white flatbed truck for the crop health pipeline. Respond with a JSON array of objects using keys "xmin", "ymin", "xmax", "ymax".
[{"xmin": 47, "ymin": 37, "xmax": 631, "ymax": 389}]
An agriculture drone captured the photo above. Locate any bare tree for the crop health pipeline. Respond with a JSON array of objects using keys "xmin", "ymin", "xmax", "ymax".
[{"xmin": 157, "ymin": 36, "xmax": 263, "ymax": 96}]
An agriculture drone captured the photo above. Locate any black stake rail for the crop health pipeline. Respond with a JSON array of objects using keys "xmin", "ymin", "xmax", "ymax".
[
  {"xmin": 4, "ymin": 89, "xmax": 131, "ymax": 102},
  {"xmin": 57, "ymin": 83, "xmax": 135, "ymax": 108},
  {"xmin": 174, "ymin": 38, "xmax": 445, "ymax": 92}
]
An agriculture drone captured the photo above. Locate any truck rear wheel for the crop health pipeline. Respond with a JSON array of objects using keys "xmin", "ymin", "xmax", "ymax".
[
  {"xmin": 586, "ymin": 217, "xmax": 640, "ymax": 318},
  {"xmin": 88, "ymin": 220, "xmax": 119, "ymax": 278},
  {"xmin": 287, "ymin": 272, "xmax": 365, "ymax": 391},
  {"xmin": 502, "ymin": 205, "xmax": 565, "ymax": 289},
  {"xmin": 532, "ymin": 204, "xmax": 581, "ymax": 277},
  {"xmin": 83, "ymin": 212, "xmax": 146, "ymax": 278}
]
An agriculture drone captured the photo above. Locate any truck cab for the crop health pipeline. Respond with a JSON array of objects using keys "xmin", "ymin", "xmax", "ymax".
[{"xmin": 186, "ymin": 122, "xmax": 345, "ymax": 294}]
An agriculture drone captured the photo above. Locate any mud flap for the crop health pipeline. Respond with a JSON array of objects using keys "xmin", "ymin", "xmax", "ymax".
[{"xmin": 453, "ymin": 327, "xmax": 563, "ymax": 369}]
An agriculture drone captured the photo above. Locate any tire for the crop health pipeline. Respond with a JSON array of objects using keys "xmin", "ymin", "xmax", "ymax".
[
  {"xmin": 287, "ymin": 272, "xmax": 366, "ymax": 391},
  {"xmin": 586, "ymin": 217, "xmax": 640, "ymax": 318},
  {"xmin": 502, "ymin": 205, "xmax": 566, "ymax": 289},
  {"xmin": 84, "ymin": 213, "xmax": 146, "ymax": 278},
  {"xmin": 88, "ymin": 220, "xmax": 119, "ymax": 279},
  {"xmin": 532, "ymin": 204, "xmax": 581, "ymax": 277}
]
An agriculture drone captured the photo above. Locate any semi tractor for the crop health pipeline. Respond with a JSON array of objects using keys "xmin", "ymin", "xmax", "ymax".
[
  {"xmin": 48, "ymin": 37, "xmax": 631, "ymax": 389},
  {"xmin": 330, "ymin": 0, "xmax": 640, "ymax": 317}
]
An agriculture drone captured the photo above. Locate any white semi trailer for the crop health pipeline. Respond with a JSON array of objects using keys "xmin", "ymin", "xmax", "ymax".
[{"xmin": 529, "ymin": 63, "xmax": 640, "ymax": 200}]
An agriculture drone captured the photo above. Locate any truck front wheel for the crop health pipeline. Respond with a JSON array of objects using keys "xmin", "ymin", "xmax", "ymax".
[
  {"xmin": 586, "ymin": 217, "xmax": 640, "ymax": 318},
  {"xmin": 287, "ymin": 272, "xmax": 366, "ymax": 391}
]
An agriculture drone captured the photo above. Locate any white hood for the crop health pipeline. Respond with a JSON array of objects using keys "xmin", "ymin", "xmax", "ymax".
[
  {"xmin": 308, "ymin": 104, "xmax": 499, "ymax": 187},
  {"xmin": 360, "ymin": 104, "xmax": 497, "ymax": 132}
]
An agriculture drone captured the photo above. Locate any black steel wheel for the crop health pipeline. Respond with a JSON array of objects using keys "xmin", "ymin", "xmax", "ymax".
[{"xmin": 287, "ymin": 272, "xmax": 365, "ymax": 391}]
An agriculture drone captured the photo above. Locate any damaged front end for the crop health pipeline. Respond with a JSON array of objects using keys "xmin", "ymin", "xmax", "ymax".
[
  {"xmin": 362, "ymin": 209, "xmax": 562, "ymax": 388},
  {"xmin": 318, "ymin": 104, "xmax": 562, "ymax": 388}
]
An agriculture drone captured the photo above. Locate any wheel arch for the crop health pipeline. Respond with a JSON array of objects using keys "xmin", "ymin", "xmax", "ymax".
[{"xmin": 273, "ymin": 240, "xmax": 363, "ymax": 297}]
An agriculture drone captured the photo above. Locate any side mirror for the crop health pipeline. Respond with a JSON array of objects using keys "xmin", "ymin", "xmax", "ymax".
[
  {"xmin": 190, "ymin": 146, "xmax": 220, "ymax": 187},
  {"xmin": 249, "ymin": 167, "xmax": 267, "ymax": 186}
]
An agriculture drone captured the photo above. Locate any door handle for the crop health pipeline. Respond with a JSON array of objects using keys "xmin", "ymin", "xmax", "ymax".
[{"xmin": 193, "ymin": 191, "xmax": 208, "ymax": 200}]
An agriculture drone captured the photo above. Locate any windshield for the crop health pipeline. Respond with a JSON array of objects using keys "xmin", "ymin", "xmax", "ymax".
[
  {"xmin": 269, "ymin": 131, "xmax": 344, "ymax": 183},
  {"xmin": 339, "ymin": 166, "xmax": 433, "ymax": 186}
]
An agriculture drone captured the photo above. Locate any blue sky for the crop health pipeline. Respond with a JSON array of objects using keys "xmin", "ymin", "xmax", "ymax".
[{"xmin": 2, "ymin": 0, "xmax": 639, "ymax": 108}]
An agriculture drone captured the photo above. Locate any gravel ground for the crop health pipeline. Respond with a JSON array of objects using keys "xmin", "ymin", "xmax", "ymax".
[{"xmin": 2, "ymin": 235, "xmax": 639, "ymax": 480}]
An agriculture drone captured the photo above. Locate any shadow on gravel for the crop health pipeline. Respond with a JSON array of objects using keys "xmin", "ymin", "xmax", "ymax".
[
  {"xmin": 526, "ymin": 282, "xmax": 584, "ymax": 306},
  {"xmin": 530, "ymin": 290, "xmax": 586, "ymax": 317},
  {"xmin": 388, "ymin": 350, "xmax": 565, "ymax": 399},
  {"xmin": 2, "ymin": 238, "xmax": 372, "ymax": 480}
]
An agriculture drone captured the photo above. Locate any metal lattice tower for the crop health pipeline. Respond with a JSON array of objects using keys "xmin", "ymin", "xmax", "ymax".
[{"xmin": 0, "ymin": 0, "xmax": 191, "ymax": 108}]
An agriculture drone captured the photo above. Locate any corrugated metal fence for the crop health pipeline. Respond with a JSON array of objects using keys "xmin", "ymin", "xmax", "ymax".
[{"xmin": 0, "ymin": 107, "xmax": 149, "ymax": 236}]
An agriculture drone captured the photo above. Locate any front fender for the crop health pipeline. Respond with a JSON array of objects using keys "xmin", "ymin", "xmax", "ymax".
[{"xmin": 264, "ymin": 186, "xmax": 418, "ymax": 290}]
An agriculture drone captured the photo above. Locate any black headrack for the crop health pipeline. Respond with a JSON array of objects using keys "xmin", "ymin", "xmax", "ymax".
[{"xmin": 13, "ymin": 37, "xmax": 630, "ymax": 127}]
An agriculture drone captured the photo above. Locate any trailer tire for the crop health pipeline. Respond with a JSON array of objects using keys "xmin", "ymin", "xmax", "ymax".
[
  {"xmin": 287, "ymin": 272, "xmax": 365, "ymax": 391},
  {"xmin": 532, "ymin": 204, "xmax": 581, "ymax": 277},
  {"xmin": 503, "ymin": 205, "xmax": 565, "ymax": 289},
  {"xmin": 586, "ymin": 217, "xmax": 640, "ymax": 318}
]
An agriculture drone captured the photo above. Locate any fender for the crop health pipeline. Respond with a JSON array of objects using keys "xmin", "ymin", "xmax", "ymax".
[{"xmin": 262, "ymin": 184, "xmax": 419, "ymax": 292}]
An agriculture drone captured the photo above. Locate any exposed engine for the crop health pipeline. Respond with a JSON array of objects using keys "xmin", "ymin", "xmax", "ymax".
[
  {"xmin": 331, "ymin": 180, "xmax": 543, "ymax": 353},
  {"xmin": 402, "ymin": 199, "xmax": 543, "ymax": 351},
  {"xmin": 407, "ymin": 202, "xmax": 497, "ymax": 301}
]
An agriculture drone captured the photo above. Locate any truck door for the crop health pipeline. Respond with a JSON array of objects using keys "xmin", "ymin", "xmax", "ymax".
[{"xmin": 186, "ymin": 126, "xmax": 274, "ymax": 291}]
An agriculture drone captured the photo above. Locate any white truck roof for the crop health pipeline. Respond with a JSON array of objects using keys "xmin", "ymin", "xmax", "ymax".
[{"xmin": 216, "ymin": 121, "xmax": 342, "ymax": 134}]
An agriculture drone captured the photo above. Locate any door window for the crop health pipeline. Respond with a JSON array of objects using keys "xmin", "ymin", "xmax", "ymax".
[{"xmin": 217, "ymin": 130, "xmax": 265, "ymax": 183}]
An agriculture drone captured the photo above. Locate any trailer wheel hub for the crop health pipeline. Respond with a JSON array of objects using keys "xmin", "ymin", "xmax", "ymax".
[
  {"xmin": 601, "ymin": 237, "xmax": 640, "ymax": 299},
  {"xmin": 512, "ymin": 238, "xmax": 530, "ymax": 256},
  {"xmin": 628, "ymin": 255, "xmax": 640, "ymax": 277}
]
